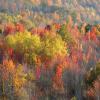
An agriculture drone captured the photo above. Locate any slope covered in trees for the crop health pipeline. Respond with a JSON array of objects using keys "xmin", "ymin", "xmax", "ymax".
[
  {"xmin": 0, "ymin": 0, "xmax": 100, "ymax": 24},
  {"xmin": 0, "ymin": 13, "xmax": 100, "ymax": 99},
  {"xmin": 0, "ymin": 0, "xmax": 100, "ymax": 100}
]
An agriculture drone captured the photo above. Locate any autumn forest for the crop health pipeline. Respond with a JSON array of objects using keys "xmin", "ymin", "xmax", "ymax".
[{"xmin": 0, "ymin": 0, "xmax": 100, "ymax": 100}]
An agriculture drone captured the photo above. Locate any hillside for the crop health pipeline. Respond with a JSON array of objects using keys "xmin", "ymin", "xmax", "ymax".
[{"xmin": 0, "ymin": 0, "xmax": 100, "ymax": 24}]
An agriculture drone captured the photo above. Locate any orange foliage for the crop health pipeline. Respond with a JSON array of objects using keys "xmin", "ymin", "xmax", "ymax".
[
  {"xmin": 0, "ymin": 59, "xmax": 15, "ymax": 80},
  {"xmin": 90, "ymin": 27, "xmax": 97, "ymax": 41},
  {"xmin": 54, "ymin": 23, "xmax": 61, "ymax": 30},
  {"xmin": 47, "ymin": 0, "xmax": 53, "ymax": 6},
  {"xmin": 16, "ymin": 23, "xmax": 25, "ymax": 32},
  {"xmin": 35, "ymin": 56, "xmax": 41, "ymax": 66},
  {"xmin": 3, "ymin": 59, "xmax": 15, "ymax": 72},
  {"xmin": 85, "ymin": 27, "xmax": 97, "ymax": 42}
]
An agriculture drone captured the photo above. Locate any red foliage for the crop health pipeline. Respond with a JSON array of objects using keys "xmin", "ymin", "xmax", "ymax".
[
  {"xmin": 70, "ymin": 48, "xmax": 78, "ymax": 64},
  {"xmin": 52, "ymin": 65, "xmax": 64, "ymax": 92},
  {"xmin": 71, "ymin": 24, "xmax": 81, "ymax": 39},
  {"xmin": 87, "ymin": 88, "xmax": 95, "ymax": 97},
  {"xmin": 4, "ymin": 23, "xmax": 15, "ymax": 35},
  {"xmin": 55, "ymin": 65, "xmax": 63, "ymax": 78},
  {"xmin": 87, "ymin": 78, "xmax": 100, "ymax": 99},
  {"xmin": 36, "ymin": 66, "xmax": 41, "ymax": 79},
  {"xmin": 7, "ymin": 48, "xmax": 14, "ymax": 58},
  {"xmin": 84, "ymin": 27, "xmax": 97, "ymax": 42}
]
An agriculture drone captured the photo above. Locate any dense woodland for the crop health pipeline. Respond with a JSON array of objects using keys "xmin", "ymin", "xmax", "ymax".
[{"xmin": 0, "ymin": 0, "xmax": 100, "ymax": 100}]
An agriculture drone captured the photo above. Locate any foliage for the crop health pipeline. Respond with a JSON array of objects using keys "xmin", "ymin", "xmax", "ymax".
[
  {"xmin": 13, "ymin": 64, "xmax": 27, "ymax": 92},
  {"xmin": 85, "ymin": 63, "xmax": 100, "ymax": 87},
  {"xmin": 5, "ymin": 31, "xmax": 41, "ymax": 64},
  {"xmin": 0, "ymin": 12, "xmax": 99, "ymax": 100},
  {"xmin": 42, "ymin": 34, "xmax": 67, "ymax": 58},
  {"xmin": 58, "ymin": 24, "xmax": 75, "ymax": 45},
  {"xmin": 95, "ymin": 24, "xmax": 100, "ymax": 36}
]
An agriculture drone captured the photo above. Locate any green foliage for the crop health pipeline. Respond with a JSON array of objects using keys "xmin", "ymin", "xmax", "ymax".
[
  {"xmin": 85, "ymin": 24, "xmax": 92, "ymax": 33},
  {"xmin": 71, "ymin": 96, "xmax": 77, "ymax": 100},
  {"xmin": 20, "ymin": 19, "xmax": 35, "ymax": 30},
  {"xmin": 0, "ymin": 13, "xmax": 22, "ymax": 23},
  {"xmin": 58, "ymin": 24, "xmax": 74, "ymax": 45},
  {"xmin": 85, "ymin": 63, "xmax": 100, "ymax": 87},
  {"xmin": 71, "ymin": 12, "xmax": 77, "ymax": 23}
]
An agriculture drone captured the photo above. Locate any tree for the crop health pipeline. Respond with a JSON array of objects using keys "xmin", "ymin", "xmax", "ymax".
[
  {"xmin": 5, "ymin": 31, "xmax": 41, "ymax": 64},
  {"xmin": 58, "ymin": 24, "xmax": 75, "ymax": 46}
]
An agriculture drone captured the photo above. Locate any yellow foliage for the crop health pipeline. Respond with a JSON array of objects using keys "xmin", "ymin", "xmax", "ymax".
[
  {"xmin": 13, "ymin": 64, "xmax": 27, "ymax": 91},
  {"xmin": 42, "ymin": 34, "xmax": 67, "ymax": 58}
]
